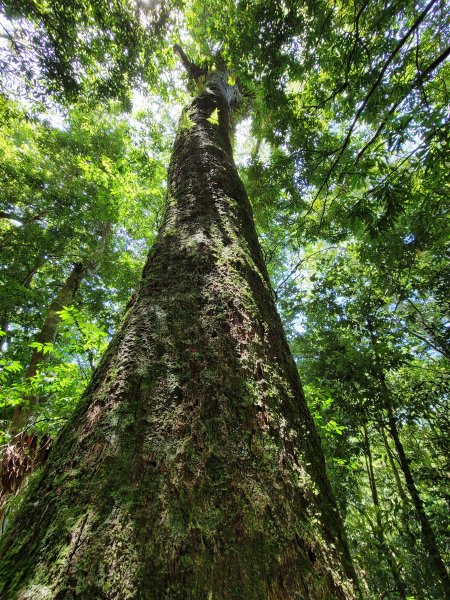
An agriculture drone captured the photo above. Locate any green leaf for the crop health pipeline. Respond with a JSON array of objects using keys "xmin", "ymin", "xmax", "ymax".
[{"xmin": 207, "ymin": 108, "xmax": 219, "ymax": 125}]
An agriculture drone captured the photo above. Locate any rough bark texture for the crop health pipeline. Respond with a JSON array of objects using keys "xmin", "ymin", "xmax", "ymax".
[{"xmin": 0, "ymin": 78, "xmax": 357, "ymax": 599}]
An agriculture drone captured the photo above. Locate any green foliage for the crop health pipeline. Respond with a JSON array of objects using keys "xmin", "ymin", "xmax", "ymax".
[
  {"xmin": 0, "ymin": 0, "xmax": 178, "ymax": 104},
  {"xmin": 0, "ymin": 305, "xmax": 109, "ymax": 444},
  {"xmin": 285, "ymin": 238, "xmax": 449, "ymax": 597},
  {"xmin": 207, "ymin": 108, "xmax": 219, "ymax": 125},
  {"xmin": 0, "ymin": 359, "xmax": 23, "ymax": 385},
  {"xmin": 0, "ymin": 97, "xmax": 170, "ymax": 447},
  {"xmin": 306, "ymin": 386, "xmax": 346, "ymax": 440}
]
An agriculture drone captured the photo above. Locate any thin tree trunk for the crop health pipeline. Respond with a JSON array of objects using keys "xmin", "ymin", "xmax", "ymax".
[
  {"xmin": 25, "ymin": 262, "xmax": 85, "ymax": 381},
  {"xmin": 362, "ymin": 424, "xmax": 407, "ymax": 599},
  {"xmin": 10, "ymin": 262, "xmax": 86, "ymax": 433},
  {"xmin": 367, "ymin": 321, "xmax": 450, "ymax": 598},
  {"xmin": 385, "ymin": 400, "xmax": 449, "ymax": 598},
  {"xmin": 10, "ymin": 223, "xmax": 111, "ymax": 434},
  {"xmin": 0, "ymin": 75, "xmax": 358, "ymax": 599},
  {"xmin": 380, "ymin": 424, "xmax": 407, "ymax": 503},
  {"xmin": 378, "ymin": 422, "xmax": 420, "ymax": 564}
]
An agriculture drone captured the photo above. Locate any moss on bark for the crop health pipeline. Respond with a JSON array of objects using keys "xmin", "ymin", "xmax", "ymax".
[{"xmin": 0, "ymin": 77, "xmax": 358, "ymax": 599}]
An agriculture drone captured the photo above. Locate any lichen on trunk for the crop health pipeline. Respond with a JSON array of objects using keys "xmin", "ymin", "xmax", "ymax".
[{"xmin": 0, "ymin": 75, "xmax": 358, "ymax": 599}]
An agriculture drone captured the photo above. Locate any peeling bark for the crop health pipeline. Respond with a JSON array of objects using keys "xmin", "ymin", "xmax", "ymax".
[{"xmin": 0, "ymin": 78, "xmax": 358, "ymax": 599}]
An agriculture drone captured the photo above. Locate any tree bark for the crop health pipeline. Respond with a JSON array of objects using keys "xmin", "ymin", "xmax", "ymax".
[{"xmin": 0, "ymin": 77, "xmax": 358, "ymax": 599}]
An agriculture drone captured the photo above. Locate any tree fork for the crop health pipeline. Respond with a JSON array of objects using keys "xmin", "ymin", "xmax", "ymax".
[{"xmin": 0, "ymin": 66, "xmax": 358, "ymax": 599}]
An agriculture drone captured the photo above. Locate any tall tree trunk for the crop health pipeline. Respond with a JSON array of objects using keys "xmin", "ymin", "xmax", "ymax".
[
  {"xmin": 367, "ymin": 321, "xmax": 449, "ymax": 598},
  {"xmin": 385, "ymin": 400, "xmax": 449, "ymax": 598},
  {"xmin": 10, "ymin": 262, "xmax": 86, "ymax": 433},
  {"xmin": 10, "ymin": 223, "xmax": 111, "ymax": 434},
  {"xmin": 362, "ymin": 424, "xmax": 407, "ymax": 599},
  {"xmin": 0, "ymin": 76, "xmax": 358, "ymax": 599},
  {"xmin": 379, "ymin": 423, "xmax": 407, "ymax": 505},
  {"xmin": 379, "ymin": 423, "xmax": 421, "ymax": 565}
]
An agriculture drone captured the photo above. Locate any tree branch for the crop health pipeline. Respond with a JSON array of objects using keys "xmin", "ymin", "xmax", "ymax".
[
  {"xmin": 355, "ymin": 44, "xmax": 450, "ymax": 163},
  {"xmin": 173, "ymin": 44, "xmax": 208, "ymax": 81},
  {"xmin": 0, "ymin": 211, "xmax": 23, "ymax": 222},
  {"xmin": 316, "ymin": 0, "xmax": 439, "ymax": 197}
]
